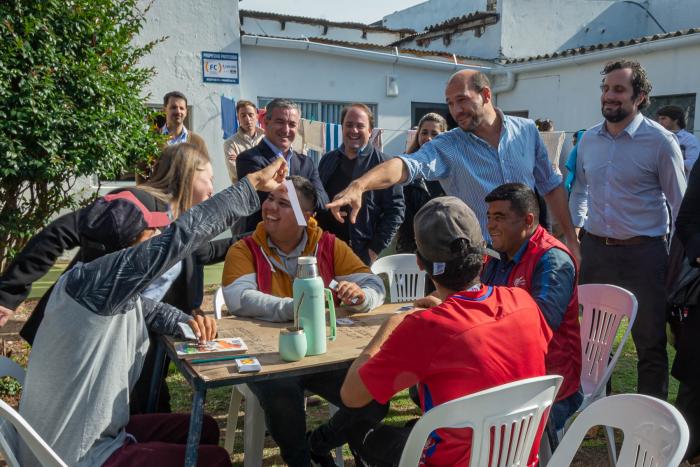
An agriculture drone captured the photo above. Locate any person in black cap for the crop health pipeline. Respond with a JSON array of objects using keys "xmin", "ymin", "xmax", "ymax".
[
  {"xmin": 17, "ymin": 157, "xmax": 286, "ymax": 467},
  {"xmin": 339, "ymin": 196, "xmax": 552, "ymax": 467},
  {"xmin": 0, "ymin": 142, "xmax": 227, "ymax": 413}
]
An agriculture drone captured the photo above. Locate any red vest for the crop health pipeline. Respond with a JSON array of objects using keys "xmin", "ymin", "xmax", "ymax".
[
  {"xmin": 506, "ymin": 226, "xmax": 582, "ymax": 401},
  {"xmin": 242, "ymin": 232, "xmax": 336, "ymax": 295}
]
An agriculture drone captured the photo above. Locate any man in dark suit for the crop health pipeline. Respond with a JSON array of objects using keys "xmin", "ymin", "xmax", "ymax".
[{"xmin": 236, "ymin": 98, "xmax": 329, "ymax": 233}]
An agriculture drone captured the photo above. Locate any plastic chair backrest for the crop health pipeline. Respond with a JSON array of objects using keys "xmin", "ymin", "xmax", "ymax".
[
  {"xmin": 214, "ymin": 286, "xmax": 225, "ymax": 320},
  {"xmin": 398, "ymin": 375, "xmax": 563, "ymax": 467},
  {"xmin": 0, "ymin": 399, "xmax": 67, "ymax": 467},
  {"xmin": 578, "ymin": 284, "xmax": 637, "ymax": 407},
  {"xmin": 0, "ymin": 357, "xmax": 66, "ymax": 467},
  {"xmin": 549, "ymin": 394, "xmax": 689, "ymax": 467},
  {"xmin": 371, "ymin": 254, "xmax": 426, "ymax": 303}
]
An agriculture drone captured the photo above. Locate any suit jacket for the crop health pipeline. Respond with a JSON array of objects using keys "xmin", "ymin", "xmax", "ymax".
[
  {"xmin": 0, "ymin": 187, "xmax": 232, "ymax": 344},
  {"xmin": 236, "ymin": 139, "xmax": 329, "ymax": 233}
]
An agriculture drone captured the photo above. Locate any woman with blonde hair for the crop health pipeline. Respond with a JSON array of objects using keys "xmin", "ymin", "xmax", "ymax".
[
  {"xmin": 396, "ymin": 113, "xmax": 448, "ymax": 254},
  {"xmin": 0, "ymin": 141, "xmax": 224, "ymax": 413}
]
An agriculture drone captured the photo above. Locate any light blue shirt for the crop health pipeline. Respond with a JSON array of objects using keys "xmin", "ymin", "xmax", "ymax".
[
  {"xmin": 570, "ymin": 113, "xmax": 686, "ymax": 239},
  {"xmin": 141, "ymin": 261, "xmax": 183, "ymax": 302},
  {"xmin": 162, "ymin": 125, "xmax": 189, "ymax": 145},
  {"xmin": 264, "ymin": 137, "xmax": 292, "ymax": 163},
  {"xmin": 399, "ymin": 110, "xmax": 561, "ymax": 240}
]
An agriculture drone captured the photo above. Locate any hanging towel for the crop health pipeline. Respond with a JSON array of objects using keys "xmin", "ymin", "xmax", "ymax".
[
  {"xmin": 303, "ymin": 119, "xmax": 325, "ymax": 152},
  {"xmin": 324, "ymin": 123, "xmax": 343, "ymax": 152},
  {"xmin": 220, "ymin": 96, "xmax": 237, "ymax": 139},
  {"xmin": 405, "ymin": 129, "xmax": 417, "ymax": 152},
  {"xmin": 539, "ymin": 131, "xmax": 566, "ymax": 174},
  {"xmin": 292, "ymin": 119, "xmax": 305, "ymax": 154},
  {"xmin": 369, "ymin": 128, "xmax": 384, "ymax": 152}
]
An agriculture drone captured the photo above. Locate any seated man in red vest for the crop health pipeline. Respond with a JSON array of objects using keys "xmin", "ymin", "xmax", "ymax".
[
  {"xmin": 481, "ymin": 183, "xmax": 582, "ymax": 441},
  {"xmin": 340, "ymin": 196, "xmax": 552, "ymax": 466},
  {"xmin": 221, "ymin": 175, "xmax": 386, "ymax": 467}
]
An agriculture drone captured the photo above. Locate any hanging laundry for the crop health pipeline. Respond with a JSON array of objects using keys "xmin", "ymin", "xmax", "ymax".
[
  {"xmin": 302, "ymin": 119, "xmax": 325, "ymax": 152},
  {"xmin": 292, "ymin": 119, "xmax": 305, "ymax": 154},
  {"xmin": 539, "ymin": 131, "xmax": 566, "ymax": 174},
  {"xmin": 405, "ymin": 129, "xmax": 417, "ymax": 152},
  {"xmin": 257, "ymin": 109, "xmax": 267, "ymax": 130},
  {"xmin": 369, "ymin": 128, "xmax": 384, "ymax": 153},
  {"xmin": 324, "ymin": 123, "xmax": 343, "ymax": 152},
  {"xmin": 220, "ymin": 96, "xmax": 238, "ymax": 140}
]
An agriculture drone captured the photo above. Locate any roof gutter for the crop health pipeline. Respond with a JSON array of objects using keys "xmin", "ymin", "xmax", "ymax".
[{"xmin": 241, "ymin": 34, "xmax": 492, "ymax": 72}]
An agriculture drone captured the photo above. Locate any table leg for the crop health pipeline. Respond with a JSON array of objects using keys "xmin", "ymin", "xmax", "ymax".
[
  {"xmin": 184, "ymin": 383, "xmax": 207, "ymax": 467},
  {"xmin": 146, "ymin": 340, "xmax": 165, "ymax": 413}
]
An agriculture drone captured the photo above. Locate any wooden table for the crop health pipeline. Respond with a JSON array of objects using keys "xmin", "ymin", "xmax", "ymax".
[{"xmin": 155, "ymin": 303, "xmax": 409, "ymax": 467}]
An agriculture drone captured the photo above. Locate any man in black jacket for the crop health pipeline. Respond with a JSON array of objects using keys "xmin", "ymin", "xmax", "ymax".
[
  {"xmin": 236, "ymin": 98, "xmax": 329, "ymax": 233},
  {"xmin": 315, "ymin": 104, "xmax": 404, "ymax": 264}
]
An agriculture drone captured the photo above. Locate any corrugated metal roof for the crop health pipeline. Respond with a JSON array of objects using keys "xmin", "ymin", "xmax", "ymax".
[
  {"xmin": 240, "ymin": 9, "xmax": 415, "ymax": 34},
  {"xmin": 240, "ymin": 32, "xmax": 486, "ymax": 64}
]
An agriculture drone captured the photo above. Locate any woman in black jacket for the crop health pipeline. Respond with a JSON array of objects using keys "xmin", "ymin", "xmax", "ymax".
[
  {"xmin": 0, "ymin": 142, "xmax": 231, "ymax": 412},
  {"xmin": 673, "ymin": 160, "xmax": 700, "ymax": 462}
]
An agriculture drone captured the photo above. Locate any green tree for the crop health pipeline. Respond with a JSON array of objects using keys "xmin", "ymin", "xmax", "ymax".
[{"xmin": 0, "ymin": 0, "xmax": 164, "ymax": 272}]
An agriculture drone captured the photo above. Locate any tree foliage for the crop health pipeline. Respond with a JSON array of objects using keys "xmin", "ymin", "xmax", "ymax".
[{"xmin": 0, "ymin": 0, "xmax": 164, "ymax": 271}]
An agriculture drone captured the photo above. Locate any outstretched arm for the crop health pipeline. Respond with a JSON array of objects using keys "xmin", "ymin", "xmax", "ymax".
[{"xmin": 326, "ymin": 157, "xmax": 408, "ymax": 224}]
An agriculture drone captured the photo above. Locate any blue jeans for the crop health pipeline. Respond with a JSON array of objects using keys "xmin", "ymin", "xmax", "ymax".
[
  {"xmin": 546, "ymin": 387, "xmax": 584, "ymax": 450},
  {"xmin": 247, "ymin": 368, "xmax": 388, "ymax": 467}
]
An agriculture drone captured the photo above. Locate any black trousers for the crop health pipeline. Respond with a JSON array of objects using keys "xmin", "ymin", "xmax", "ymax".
[{"xmin": 579, "ymin": 234, "xmax": 669, "ymax": 399}]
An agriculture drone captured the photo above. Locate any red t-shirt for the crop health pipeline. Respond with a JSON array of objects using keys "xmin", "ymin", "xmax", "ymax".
[{"xmin": 359, "ymin": 285, "xmax": 553, "ymax": 466}]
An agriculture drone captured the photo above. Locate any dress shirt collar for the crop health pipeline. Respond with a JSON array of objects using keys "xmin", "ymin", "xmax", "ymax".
[
  {"xmin": 598, "ymin": 112, "xmax": 645, "ymax": 139},
  {"xmin": 263, "ymin": 137, "xmax": 293, "ymax": 159}
]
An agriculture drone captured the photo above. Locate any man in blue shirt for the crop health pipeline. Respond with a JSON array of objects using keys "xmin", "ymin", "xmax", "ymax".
[
  {"xmin": 327, "ymin": 70, "xmax": 580, "ymax": 262},
  {"xmin": 571, "ymin": 60, "xmax": 686, "ymax": 399}
]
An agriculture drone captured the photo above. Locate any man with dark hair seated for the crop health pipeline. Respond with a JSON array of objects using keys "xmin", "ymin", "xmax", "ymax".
[
  {"xmin": 481, "ymin": 182, "xmax": 582, "ymax": 444},
  {"xmin": 221, "ymin": 176, "xmax": 387, "ymax": 466},
  {"xmin": 340, "ymin": 197, "xmax": 552, "ymax": 466}
]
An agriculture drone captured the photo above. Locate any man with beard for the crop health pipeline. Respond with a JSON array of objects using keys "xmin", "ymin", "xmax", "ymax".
[
  {"xmin": 326, "ymin": 70, "xmax": 580, "ymax": 262},
  {"xmin": 570, "ymin": 59, "xmax": 686, "ymax": 399}
]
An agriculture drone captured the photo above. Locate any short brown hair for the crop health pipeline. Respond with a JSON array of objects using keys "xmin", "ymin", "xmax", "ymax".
[
  {"xmin": 469, "ymin": 72, "xmax": 491, "ymax": 93},
  {"xmin": 236, "ymin": 100, "xmax": 257, "ymax": 112},
  {"xmin": 340, "ymin": 104, "xmax": 375, "ymax": 130},
  {"xmin": 657, "ymin": 105, "xmax": 686, "ymax": 129},
  {"xmin": 163, "ymin": 91, "xmax": 187, "ymax": 107},
  {"xmin": 602, "ymin": 60, "xmax": 652, "ymax": 110}
]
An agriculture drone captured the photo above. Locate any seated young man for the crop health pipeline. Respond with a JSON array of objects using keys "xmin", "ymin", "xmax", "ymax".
[
  {"xmin": 481, "ymin": 183, "xmax": 582, "ymax": 440},
  {"xmin": 221, "ymin": 176, "xmax": 387, "ymax": 466},
  {"xmin": 340, "ymin": 197, "xmax": 553, "ymax": 467},
  {"xmin": 19, "ymin": 159, "xmax": 286, "ymax": 467}
]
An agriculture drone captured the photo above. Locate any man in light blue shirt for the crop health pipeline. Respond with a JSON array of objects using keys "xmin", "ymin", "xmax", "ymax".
[
  {"xmin": 327, "ymin": 70, "xmax": 580, "ymax": 261},
  {"xmin": 571, "ymin": 59, "xmax": 686, "ymax": 399}
]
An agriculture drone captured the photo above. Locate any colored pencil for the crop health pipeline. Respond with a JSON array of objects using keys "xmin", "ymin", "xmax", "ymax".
[{"xmin": 190, "ymin": 354, "xmax": 252, "ymax": 364}]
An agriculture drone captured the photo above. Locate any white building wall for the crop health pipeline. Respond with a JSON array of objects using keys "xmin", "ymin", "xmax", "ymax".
[
  {"xmin": 134, "ymin": 0, "xmax": 241, "ymax": 195},
  {"xmin": 401, "ymin": 24, "xmax": 502, "ymax": 59},
  {"xmin": 500, "ymin": 0, "xmax": 646, "ymax": 58},
  {"xmin": 240, "ymin": 17, "xmax": 403, "ymax": 45},
  {"xmin": 647, "ymin": 0, "xmax": 700, "ymax": 33},
  {"xmin": 241, "ymin": 44, "xmax": 449, "ymax": 155},
  {"xmin": 495, "ymin": 41, "xmax": 700, "ymax": 138},
  {"xmin": 381, "ymin": 0, "xmax": 489, "ymax": 32}
]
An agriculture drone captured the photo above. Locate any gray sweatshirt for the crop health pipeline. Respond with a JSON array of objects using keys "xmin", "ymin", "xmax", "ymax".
[{"xmin": 19, "ymin": 178, "xmax": 259, "ymax": 466}]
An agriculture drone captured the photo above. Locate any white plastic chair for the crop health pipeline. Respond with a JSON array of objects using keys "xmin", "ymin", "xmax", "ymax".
[
  {"xmin": 398, "ymin": 375, "xmax": 563, "ymax": 467},
  {"xmin": 549, "ymin": 394, "xmax": 689, "ymax": 467},
  {"xmin": 371, "ymin": 254, "xmax": 426, "ymax": 303},
  {"xmin": 571, "ymin": 283, "xmax": 638, "ymax": 463},
  {"xmin": 0, "ymin": 357, "xmax": 67, "ymax": 467},
  {"xmin": 214, "ymin": 288, "xmax": 344, "ymax": 465}
]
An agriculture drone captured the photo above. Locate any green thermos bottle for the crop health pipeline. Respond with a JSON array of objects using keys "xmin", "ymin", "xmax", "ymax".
[{"xmin": 294, "ymin": 256, "xmax": 336, "ymax": 356}]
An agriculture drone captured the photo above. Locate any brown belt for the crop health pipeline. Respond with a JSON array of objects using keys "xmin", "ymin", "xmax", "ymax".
[{"xmin": 585, "ymin": 232, "xmax": 664, "ymax": 246}]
